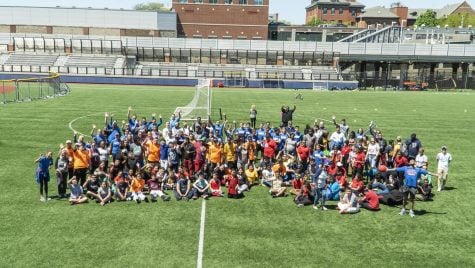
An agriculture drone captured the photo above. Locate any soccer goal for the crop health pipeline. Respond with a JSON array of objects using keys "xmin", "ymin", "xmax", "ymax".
[
  {"xmin": 312, "ymin": 81, "xmax": 330, "ymax": 91},
  {"xmin": 174, "ymin": 78, "xmax": 212, "ymax": 121}
]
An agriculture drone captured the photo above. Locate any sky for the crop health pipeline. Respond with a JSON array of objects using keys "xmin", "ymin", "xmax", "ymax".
[{"xmin": 0, "ymin": 0, "xmax": 467, "ymax": 24}]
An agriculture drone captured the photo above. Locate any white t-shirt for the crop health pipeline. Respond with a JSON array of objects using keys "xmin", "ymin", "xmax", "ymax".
[
  {"xmin": 98, "ymin": 147, "xmax": 108, "ymax": 162},
  {"xmin": 330, "ymin": 131, "xmax": 346, "ymax": 143},
  {"xmin": 367, "ymin": 143, "xmax": 380, "ymax": 156},
  {"xmin": 415, "ymin": 154, "xmax": 428, "ymax": 167},
  {"xmin": 437, "ymin": 152, "xmax": 452, "ymax": 170}
]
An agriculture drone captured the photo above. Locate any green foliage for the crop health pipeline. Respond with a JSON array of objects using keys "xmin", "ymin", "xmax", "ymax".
[
  {"xmin": 134, "ymin": 1, "xmax": 170, "ymax": 12},
  {"xmin": 307, "ymin": 16, "xmax": 321, "ymax": 26},
  {"xmin": 415, "ymin": 9, "xmax": 438, "ymax": 27},
  {"xmin": 438, "ymin": 13, "xmax": 475, "ymax": 27}
]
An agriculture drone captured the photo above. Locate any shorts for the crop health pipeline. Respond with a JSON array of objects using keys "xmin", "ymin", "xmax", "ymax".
[{"xmin": 402, "ymin": 186, "xmax": 417, "ymax": 201}]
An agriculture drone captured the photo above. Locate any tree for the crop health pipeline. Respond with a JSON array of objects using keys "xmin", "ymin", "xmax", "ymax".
[
  {"xmin": 439, "ymin": 13, "xmax": 475, "ymax": 27},
  {"xmin": 134, "ymin": 2, "xmax": 170, "ymax": 12},
  {"xmin": 415, "ymin": 10, "xmax": 438, "ymax": 27},
  {"xmin": 307, "ymin": 16, "xmax": 322, "ymax": 26}
]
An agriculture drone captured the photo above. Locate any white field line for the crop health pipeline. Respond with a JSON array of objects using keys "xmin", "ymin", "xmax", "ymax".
[
  {"xmin": 197, "ymin": 199, "xmax": 206, "ymax": 268},
  {"xmin": 68, "ymin": 112, "xmax": 112, "ymax": 137}
]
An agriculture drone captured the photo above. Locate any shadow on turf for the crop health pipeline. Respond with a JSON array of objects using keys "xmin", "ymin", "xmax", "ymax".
[
  {"xmin": 414, "ymin": 210, "xmax": 447, "ymax": 216},
  {"xmin": 443, "ymin": 186, "xmax": 457, "ymax": 191}
]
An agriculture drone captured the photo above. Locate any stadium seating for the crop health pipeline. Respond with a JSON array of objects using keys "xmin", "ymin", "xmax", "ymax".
[
  {"xmin": 64, "ymin": 55, "xmax": 118, "ymax": 68},
  {"xmin": 4, "ymin": 53, "xmax": 59, "ymax": 66}
]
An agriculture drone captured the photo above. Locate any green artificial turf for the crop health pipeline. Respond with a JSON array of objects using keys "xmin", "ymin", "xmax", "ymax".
[{"xmin": 0, "ymin": 84, "xmax": 474, "ymax": 267}]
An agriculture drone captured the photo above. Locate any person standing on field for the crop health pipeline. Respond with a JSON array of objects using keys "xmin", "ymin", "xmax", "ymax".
[
  {"xmin": 436, "ymin": 146, "xmax": 452, "ymax": 192},
  {"xmin": 35, "ymin": 152, "xmax": 53, "ymax": 202},
  {"xmin": 249, "ymin": 105, "xmax": 257, "ymax": 129},
  {"xmin": 281, "ymin": 105, "xmax": 296, "ymax": 127}
]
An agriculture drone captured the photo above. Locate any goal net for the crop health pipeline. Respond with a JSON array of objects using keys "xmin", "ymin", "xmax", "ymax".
[
  {"xmin": 174, "ymin": 78, "xmax": 211, "ymax": 120},
  {"xmin": 312, "ymin": 81, "xmax": 330, "ymax": 91}
]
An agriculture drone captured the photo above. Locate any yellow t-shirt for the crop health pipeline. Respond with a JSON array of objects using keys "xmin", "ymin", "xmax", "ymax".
[
  {"xmin": 245, "ymin": 169, "xmax": 259, "ymax": 184},
  {"xmin": 223, "ymin": 142, "xmax": 236, "ymax": 162},
  {"xmin": 209, "ymin": 144, "xmax": 222, "ymax": 164},
  {"xmin": 73, "ymin": 149, "xmax": 90, "ymax": 169},
  {"xmin": 147, "ymin": 141, "xmax": 160, "ymax": 162}
]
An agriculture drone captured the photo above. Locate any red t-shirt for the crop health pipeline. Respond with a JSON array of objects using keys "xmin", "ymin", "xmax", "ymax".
[
  {"xmin": 341, "ymin": 145, "xmax": 351, "ymax": 156},
  {"xmin": 362, "ymin": 190, "xmax": 380, "ymax": 210},
  {"xmin": 351, "ymin": 178, "xmax": 364, "ymax": 193},
  {"xmin": 355, "ymin": 152, "xmax": 366, "ymax": 168},
  {"xmin": 394, "ymin": 156, "xmax": 408, "ymax": 167},
  {"xmin": 263, "ymin": 139, "xmax": 277, "ymax": 158},
  {"xmin": 227, "ymin": 176, "xmax": 238, "ymax": 195},
  {"xmin": 292, "ymin": 178, "xmax": 304, "ymax": 189},
  {"xmin": 297, "ymin": 145, "xmax": 310, "ymax": 161},
  {"xmin": 210, "ymin": 179, "xmax": 220, "ymax": 191}
]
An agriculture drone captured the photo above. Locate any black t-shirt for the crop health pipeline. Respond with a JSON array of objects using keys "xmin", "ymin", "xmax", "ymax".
[
  {"xmin": 117, "ymin": 181, "xmax": 129, "ymax": 193},
  {"xmin": 86, "ymin": 180, "xmax": 100, "ymax": 193}
]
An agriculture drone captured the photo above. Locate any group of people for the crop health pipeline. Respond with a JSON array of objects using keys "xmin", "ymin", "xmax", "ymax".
[{"xmin": 34, "ymin": 105, "xmax": 453, "ymax": 217}]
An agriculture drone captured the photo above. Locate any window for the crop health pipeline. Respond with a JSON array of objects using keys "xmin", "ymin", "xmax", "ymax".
[
  {"xmin": 178, "ymin": 0, "xmax": 187, "ymax": 3},
  {"xmin": 193, "ymin": 0, "xmax": 203, "ymax": 3},
  {"xmin": 331, "ymin": 7, "xmax": 335, "ymax": 15},
  {"xmin": 239, "ymin": 0, "xmax": 247, "ymax": 4},
  {"xmin": 339, "ymin": 7, "xmax": 343, "ymax": 15},
  {"xmin": 323, "ymin": 7, "xmax": 327, "ymax": 15},
  {"xmin": 225, "ymin": 0, "xmax": 232, "ymax": 4},
  {"xmin": 351, "ymin": 9, "xmax": 356, "ymax": 17},
  {"xmin": 253, "ymin": 0, "xmax": 263, "ymax": 5},
  {"xmin": 209, "ymin": 0, "xmax": 217, "ymax": 3}
]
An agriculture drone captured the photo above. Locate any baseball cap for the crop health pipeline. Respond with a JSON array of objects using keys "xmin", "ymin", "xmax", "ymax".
[
  {"xmin": 66, "ymin": 140, "xmax": 72, "ymax": 144},
  {"xmin": 336, "ymin": 162, "xmax": 343, "ymax": 167},
  {"xmin": 441, "ymin": 145, "xmax": 447, "ymax": 150}
]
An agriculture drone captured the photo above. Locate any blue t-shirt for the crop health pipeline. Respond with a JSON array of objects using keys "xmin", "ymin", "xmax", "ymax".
[
  {"xmin": 111, "ymin": 139, "xmax": 121, "ymax": 155},
  {"xmin": 313, "ymin": 150, "xmax": 324, "ymax": 166},
  {"xmin": 38, "ymin": 156, "xmax": 52, "ymax": 172},
  {"xmin": 256, "ymin": 129, "xmax": 266, "ymax": 141},
  {"xmin": 396, "ymin": 166, "xmax": 428, "ymax": 188},
  {"xmin": 160, "ymin": 144, "xmax": 169, "ymax": 160}
]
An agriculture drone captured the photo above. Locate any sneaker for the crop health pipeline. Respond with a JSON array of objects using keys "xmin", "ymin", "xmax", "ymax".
[
  {"xmin": 409, "ymin": 210, "xmax": 415, "ymax": 218},
  {"xmin": 297, "ymin": 203, "xmax": 304, "ymax": 208},
  {"xmin": 321, "ymin": 206, "xmax": 328, "ymax": 211},
  {"xmin": 399, "ymin": 209, "xmax": 406, "ymax": 216},
  {"xmin": 313, "ymin": 205, "xmax": 319, "ymax": 210},
  {"xmin": 136, "ymin": 199, "xmax": 141, "ymax": 204},
  {"xmin": 46, "ymin": 197, "xmax": 51, "ymax": 201},
  {"xmin": 164, "ymin": 196, "xmax": 171, "ymax": 201},
  {"xmin": 40, "ymin": 196, "xmax": 46, "ymax": 202},
  {"xmin": 151, "ymin": 198, "xmax": 157, "ymax": 203}
]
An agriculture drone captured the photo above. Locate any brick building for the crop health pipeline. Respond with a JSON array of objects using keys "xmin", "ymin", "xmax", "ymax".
[
  {"xmin": 305, "ymin": 0, "xmax": 365, "ymax": 26},
  {"xmin": 172, "ymin": 0, "xmax": 269, "ymax": 39}
]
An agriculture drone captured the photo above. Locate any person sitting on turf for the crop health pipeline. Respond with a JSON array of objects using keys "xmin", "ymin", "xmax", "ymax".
[
  {"xmin": 244, "ymin": 164, "xmax": 259, "ymax": 187},
  {"xmin": 97, "ymin": 181, "xmax": 112, "ymax": 206},
  {"xmin": 68, "ymin": 176, "xmax": 88, "ymax": 205},
  {"xmin": 174, "ymin": 172, "xmax": 193, "ymax": 201},
  {"xmin": 130, "ymin": 173, "xmax": 148, "ymax": 204},
  {"xmin": 193, "ymin": 173, "xmax": 210, "ymax": 200},
  {"xmin": 83, "ymin": 175, "xmax": 101, "ymax": 200},
  {"xmin": 148, "ymin": 175, "xmax": 171, "ymax": 202},
  {"xmin": 338, "ymin": 188, "xmax": 360, "ymax": 214},
  {"xmin": 358, "ymin": 184, "xmax": 380, "ymax": 211},
  {"xmin": 236, "ymin": 167, "xmax": 249, "ymax": 196},
  {"xmin": 290, "ymin": 174, "xmax": 304, "ymax": 195},
  {"xmin": 294, "ymin": 182, "xmax": 312, "ymax": 207},
  {"xmin": 210, "ymin": 173, "xmax": 224, "ymax": 197},
  {"xmin": 115, "ymin": 175, "xmax": 130, "ymax": 201},
  {"xmin": 269, "ymin": 174, "xmax": 287, "ymax": 198},
  {"xmin": 350, "ymin": 174, "xmax": 364, "ymax": 196},
  {"xmin": 416, "ymin": 179, "xmax": 432, "ymax": 201},
  {"xmin": 225, "ymin": 170, "xmax": 240, "ymax": 199},
  {"xmin": 324, "ymin": 175, "xmax": 340, "ymax": 201}
]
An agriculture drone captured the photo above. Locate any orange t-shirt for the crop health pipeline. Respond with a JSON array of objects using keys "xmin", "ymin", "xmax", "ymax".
[
  {"xmin": 208, "ymin": 143, "xmax": 222, "ymax": 164},
  {"xmin": 147, "ymin": 141, "xmax": 160, "ymax": 162},
  {"xmin": 73, "ymin": 149, "xmax": 90, "ymax": 169},
  {"xmin": 246, "ymin": 141, "xmax": 257, "ymax": 160},
  {"xmin": 130, "ymin": 178, "xmax": 145, "ymax": 192},
  {"xmin": 272, "ymin": 163, "xmax": 286, "ymax": 174}
]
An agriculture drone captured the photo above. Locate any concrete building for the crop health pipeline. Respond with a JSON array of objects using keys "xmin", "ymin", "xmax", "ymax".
[
  {"xmin": 172, "ymin": 0, "xmax": 269, "ymax": 40},
  {"xmin": 305, "ymin": 0, "xmax": 365, "ymax": 26},
  {"xmin": 0, "ymin": 6, "xmax": 177, "ymax": 37}
]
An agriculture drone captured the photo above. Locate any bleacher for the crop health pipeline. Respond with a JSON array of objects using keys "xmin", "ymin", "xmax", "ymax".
[
  {"xmin": 4, "ymin": 53, "xmax": 58, "ymax": 66},
  {"xmin": 64, "ymin": 55, "xmax": 118, "ymax": 68}
]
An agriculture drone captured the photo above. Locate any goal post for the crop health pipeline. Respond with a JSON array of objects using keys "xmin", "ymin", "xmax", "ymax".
[{"xmin": 174, "ymin": 78, "xmax": 212, "ymax": 120}]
